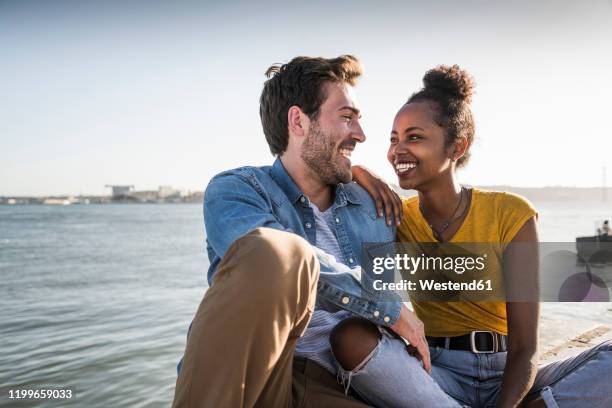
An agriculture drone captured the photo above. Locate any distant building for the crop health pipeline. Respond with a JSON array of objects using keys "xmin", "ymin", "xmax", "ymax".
[
  {"xmin": 184, "ymin": 191, "xmax": 204, "ymax": 203},
  {"xmin": 130, "ymin": 190, "xmax": 158, "ymax": 203},
  {"xmin": 43, "ymin": 197, "xmax": 72, "ymax": 205},
  {"xmin": 105, "ymin": 185, "xmax": 135, "ymax": 199},
  {"xmin": 158, "ymin": 185, "xmax": 182, "ymax": 199}
]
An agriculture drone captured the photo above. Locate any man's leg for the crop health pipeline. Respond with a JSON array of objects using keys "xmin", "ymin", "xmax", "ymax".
[
  {"xmin": 172, "ymin": 227, "xmax": 320, "ymax": 408},
  {"xmin": 292, "ymin": 357, "xmax": 372, "ymax": 407},
  {"xmin": 523, "ymin": 340, "xmax": 612, "ymax": 408}
]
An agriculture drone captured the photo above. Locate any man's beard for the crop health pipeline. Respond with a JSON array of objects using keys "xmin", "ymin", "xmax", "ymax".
[{"xmin": 301, "ymin": 122, "xmax": 352, "ymax": 186}]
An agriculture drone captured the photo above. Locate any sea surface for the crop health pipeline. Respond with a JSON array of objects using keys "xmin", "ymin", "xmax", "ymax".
[{"xmin": 1, "ymin": 201, "xmax": 612, "ymax": 407}]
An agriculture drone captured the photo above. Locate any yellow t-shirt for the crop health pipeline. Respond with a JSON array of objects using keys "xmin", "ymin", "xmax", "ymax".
[{"xmin": 397, "ymin": 188, "xmax": 537, "ymax": 337}]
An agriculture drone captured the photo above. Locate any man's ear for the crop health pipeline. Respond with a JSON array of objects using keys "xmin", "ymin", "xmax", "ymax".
[
  {"xmin": 450, "ymin": 136, "xmax": 469, "ymax": 162},
  {"xmin": 288, "ymin": 106, "xmax": 308, "ymax": 138}
]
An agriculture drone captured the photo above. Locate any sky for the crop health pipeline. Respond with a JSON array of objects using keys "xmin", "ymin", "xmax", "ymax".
[{"xmin": 2, "ymin": 0, "xmax": 612, "ymax": 196}]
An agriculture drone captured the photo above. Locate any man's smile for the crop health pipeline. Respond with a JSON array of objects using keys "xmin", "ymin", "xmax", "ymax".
[{"xmin": 339, "ymin": 147, "xmax": 353, "ymax": 159}]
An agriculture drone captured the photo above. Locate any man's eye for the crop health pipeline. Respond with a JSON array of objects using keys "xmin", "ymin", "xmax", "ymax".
[{"xmin": 343, "ymin": 115, "xmax": 352, "ymax": 122}]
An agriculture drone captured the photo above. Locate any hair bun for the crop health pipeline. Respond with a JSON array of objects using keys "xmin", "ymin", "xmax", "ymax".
[{"xmin": 422, "ymin": 65, "xmax": 475, "ymax": 104}]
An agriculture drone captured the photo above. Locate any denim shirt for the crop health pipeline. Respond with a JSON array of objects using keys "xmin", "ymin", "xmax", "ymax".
[{"xmin": 204, "ymin": 158, "xmax": 402, "ymax": 327}]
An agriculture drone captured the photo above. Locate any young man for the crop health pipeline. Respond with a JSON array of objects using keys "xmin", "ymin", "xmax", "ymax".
[{"xmin": 172, "ymin": 55, "xmax": 429, "ymax": 407}]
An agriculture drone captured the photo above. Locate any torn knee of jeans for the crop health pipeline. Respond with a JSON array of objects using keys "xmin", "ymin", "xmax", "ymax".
[
  {"xmin": 330, "ymin": 316, "xmax": 381, "ymax": 372},
  {"xmin": 539, "ymin": 386, "xmax": 559, "ymax": 408}
]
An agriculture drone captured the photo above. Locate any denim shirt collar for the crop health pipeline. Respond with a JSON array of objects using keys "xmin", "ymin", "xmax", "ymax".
[
  {"xmin": 336, "ymin": 182, "xmax": 361, "ymax": 206},
  {"xmin": 270, "ymin": 158, "xmax": 361, "ymax": 207},
  {"xmin": 271, "ymin": 158, "xmax": 303, "ymax": 204}
]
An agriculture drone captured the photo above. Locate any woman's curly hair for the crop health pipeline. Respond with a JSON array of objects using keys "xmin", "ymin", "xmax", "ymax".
[{"xmin": 407, "ymin": 64, "xmax": 476, "ymax": 168}]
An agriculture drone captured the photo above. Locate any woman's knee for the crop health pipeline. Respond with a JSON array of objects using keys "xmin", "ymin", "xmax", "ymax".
[{"xmin": 330, "ymin": 317, "xmax": 381, "ymax": 371}]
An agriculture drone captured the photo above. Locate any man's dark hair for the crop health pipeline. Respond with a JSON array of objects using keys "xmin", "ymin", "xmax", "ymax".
[
  {"xmin": 259, "ymin": 55, "xmax": 363, "ymax": 156},
  {"xmin": 407, "ymin": 64, "xmax": 476, "ymax": 168}
]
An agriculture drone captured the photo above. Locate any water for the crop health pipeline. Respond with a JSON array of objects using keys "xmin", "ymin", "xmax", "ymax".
[
  {"xmin": 1, "ymin": 205, "xmax": 207, "ymax": 407},
  {"xmin": 532, "ymin": 201, "xmax": 612, "ymax": 324},
  {"xmin": 1, "ymin": 201, "xmax": 611, "ymax": 407}
]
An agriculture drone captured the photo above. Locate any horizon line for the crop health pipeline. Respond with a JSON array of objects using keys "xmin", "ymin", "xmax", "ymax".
[{"xmin": 3, "ymin": 185, "xmax": 612, "ymax": 199}]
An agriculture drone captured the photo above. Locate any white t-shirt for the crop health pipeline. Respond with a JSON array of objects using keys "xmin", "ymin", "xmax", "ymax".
[{"xmin": 294, "ymin": 203, "xmax": 353, "ymax": 372}]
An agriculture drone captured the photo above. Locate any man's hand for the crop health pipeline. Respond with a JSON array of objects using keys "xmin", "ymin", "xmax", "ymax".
[
  {"xmin": 351, "ymin": 165, "xmax": 403, "ymax": 226},
  {"xmin": 390, "ymin": 304, "xmax": 431, "ymax": 373}
]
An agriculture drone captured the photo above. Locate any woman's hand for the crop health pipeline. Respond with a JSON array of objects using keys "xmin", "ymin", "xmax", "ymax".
[{"xmin": 352, "ymin": 165, "xmax": 403, "ymax": 226}]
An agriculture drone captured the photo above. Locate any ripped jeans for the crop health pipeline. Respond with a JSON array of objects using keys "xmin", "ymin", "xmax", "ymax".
[{"xmin": 334, "ymin": 330, "xmax": 612, "ymax": 408}]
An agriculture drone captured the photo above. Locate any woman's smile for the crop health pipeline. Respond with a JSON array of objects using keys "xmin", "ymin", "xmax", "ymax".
[
  {"xmin": 394, "ymin": 161, "xmax": 418, "ymax": 177},
  {"xmin": 388, "ymin": 102, "xmax": 450, "ymax": 190}
]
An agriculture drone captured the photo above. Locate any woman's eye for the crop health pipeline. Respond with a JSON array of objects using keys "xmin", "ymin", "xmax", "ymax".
[
  {"xmin": 408, "ymin": 135, "xmax": 421, "ymax": 141},
  {"xmin": 389, "ymin": 137, "xmax": 398, "ymax": 144}
]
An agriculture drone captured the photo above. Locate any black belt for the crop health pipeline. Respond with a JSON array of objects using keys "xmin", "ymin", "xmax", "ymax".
[{"xmin": 427, "ymin": 331, "xmax": 507, "ymax": 353}]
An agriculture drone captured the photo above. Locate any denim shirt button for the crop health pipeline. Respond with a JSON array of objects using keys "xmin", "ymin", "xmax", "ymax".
[
  {"xmin": 349, "ymin": 258, "xmax": 354, "ymax": 264},
  {"xmin": 335, "ymin": 217, "xmax": 340, "ymax": 224},
  {"xmin": 305, "ymin": 222, "xmax": 312, "ymax": 229},
  {"xmin": 341, "ymin": 296, "xmax": 350, "ymax": 304},
  {"xmin": 300, "ymin": 196, "xmax": 306, "ymax": 203},
  {"xmin": 373, "ymin": 310, "xmax": 380, "ymax": 317},
  {"xmin": 384, "ymin": 316, "xmax": 391, "ymax": 323}
]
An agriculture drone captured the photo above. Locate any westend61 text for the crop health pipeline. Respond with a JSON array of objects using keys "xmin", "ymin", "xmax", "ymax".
[
  {"xmin": 373, "ymin": 279, "xmax": 493, "ymax": 292},
  {"xmin": 372, "ymin": 253, "xmax": 487, "ymax": 275}
]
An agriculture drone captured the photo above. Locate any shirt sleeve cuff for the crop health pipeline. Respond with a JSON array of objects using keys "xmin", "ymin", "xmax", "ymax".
[{"xmin": 369, "ymin": 299, "xmax": 401, "ymax": 327}]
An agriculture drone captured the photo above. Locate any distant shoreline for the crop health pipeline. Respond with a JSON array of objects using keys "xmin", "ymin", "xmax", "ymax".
[
  {"xmin": 0, "ymin": 194, "xmax": 203, "ymax": 205},
  {"xmin": 1, "ymin": 186, "xmax": 610, "ymax": 205}
]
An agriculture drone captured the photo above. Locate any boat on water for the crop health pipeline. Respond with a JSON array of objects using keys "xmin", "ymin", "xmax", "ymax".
[{"xmin": 576, "ymin": 221, "xmax": 612, "ymax": 264}]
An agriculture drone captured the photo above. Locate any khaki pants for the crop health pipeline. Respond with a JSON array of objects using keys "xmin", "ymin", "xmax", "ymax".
[
  {"xmin": 292, "ymin": 357, "xmax": 371, "ymax": 408},
  {"xmin": 173, "ymin": 228, "xmax": 370, "ymax": 408}
]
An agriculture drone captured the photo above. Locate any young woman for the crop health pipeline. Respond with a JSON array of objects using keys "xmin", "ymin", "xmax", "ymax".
[{"xmin": 337, "ymin": 65, "xmax": 612, "ymax": 408}]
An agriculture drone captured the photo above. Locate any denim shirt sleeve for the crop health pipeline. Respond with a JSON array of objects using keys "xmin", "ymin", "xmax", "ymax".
[
  {"xmin": 204, "ymin": 171, "xmax": 402, "ymax": 328},
  {"xmin": 204, "ymin": 172, "xmax": 289, "ymax": 259},
  {"xmin": 314, "ymin": 247, "xmax": 402, "ymax": 327}
]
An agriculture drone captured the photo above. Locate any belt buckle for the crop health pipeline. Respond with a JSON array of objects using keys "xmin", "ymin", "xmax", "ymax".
[{"xmin": 470, "ymin": 331, "xmax": 497, "ymax": 354}]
